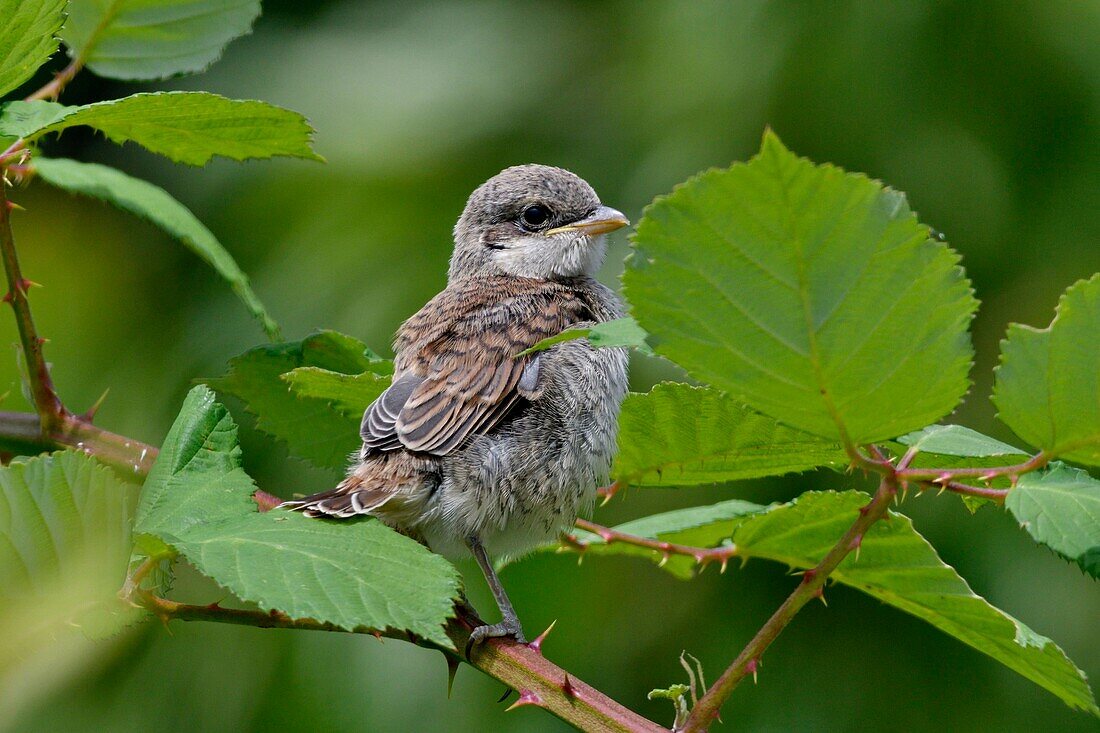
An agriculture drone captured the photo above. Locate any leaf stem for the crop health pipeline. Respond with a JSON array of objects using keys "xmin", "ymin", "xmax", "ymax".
[
  {"xmin": 0, "ymin": 180, "xmax": 68, "ymax": 432},
  {"xmin": 569, "ymin": 518, "xmax": 738, "ymax": 572},
  {"xmin": 24, "ymin": 56, "xmax": 86, "ymax": 102},
  {"xmin": 679, "ymin": 472, "xmax": 898, "ymax": 732}
]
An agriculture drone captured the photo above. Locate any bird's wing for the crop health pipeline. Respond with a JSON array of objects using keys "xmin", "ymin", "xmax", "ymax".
[{"xmin": 361, "ymin": 280, "xmax": 589, "ymax": 456}]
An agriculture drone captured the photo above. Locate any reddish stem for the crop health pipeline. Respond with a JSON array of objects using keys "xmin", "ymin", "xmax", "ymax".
[
  {"xmin": 571, "ymin": 517, "xmax": 738, "ymax": 572},
  {"xmin": 0, "ymin": 182, "xmax": 68, "ymax": 432},
  {"xmin": 24, "ymin": 56, "xmax": 85, "ymax": 102},
  {"xmin": 680, "ymin": 473, "xmax": 898, "ymax": 732},
  {"xmin": 131, "ymin": 591, "xmax": 664, "ymax": 732}
]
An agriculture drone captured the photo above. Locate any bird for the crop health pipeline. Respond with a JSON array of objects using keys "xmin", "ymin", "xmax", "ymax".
[{"xmin": 281, "ymin": 164, "xmax": 630, "ymax": 647}]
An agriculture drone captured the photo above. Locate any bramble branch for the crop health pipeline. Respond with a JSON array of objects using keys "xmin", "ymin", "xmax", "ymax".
[
  {"xmin": 566, "ymin": 518, "xmax": 739, "ymax": 573},
  {"xmin": 680, "ymin": 469, "xmax": 899, "ymax": 732},
  {"xmin": 0, "ymin": 182, "xmax": 67, "ymax": 432},
  {"xmin": 127, "ymin": 582, "xmax": 665, "ymax": 732}
]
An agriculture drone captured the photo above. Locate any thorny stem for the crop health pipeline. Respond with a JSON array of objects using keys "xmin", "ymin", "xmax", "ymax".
[
  {"xmin": 680, "ymin": 472, "xmax": 899, "ymax": 733},
  {"xmin": 125, "ymin": 571, "xmax": 665, "ymax": 732},
  {"xmin": 0, "ymin": 180, "xmax": 68, "ymax": 432},
  {"xmin": 568, "ymin": 518, "xmax": 738, "ymax": 573}
]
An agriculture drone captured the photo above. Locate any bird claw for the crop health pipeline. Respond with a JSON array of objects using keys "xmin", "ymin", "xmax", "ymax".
[{"xmin": 465, "ymin": 619, "xmax": 527, "ymax": 660}]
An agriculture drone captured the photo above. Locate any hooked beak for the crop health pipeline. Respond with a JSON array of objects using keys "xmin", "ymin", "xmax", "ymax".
[{"xmin": 545, "ymin": 206, "xmax": 629, "ymax": 237}]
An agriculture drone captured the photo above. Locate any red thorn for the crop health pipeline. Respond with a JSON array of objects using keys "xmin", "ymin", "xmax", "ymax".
[
  {"xmin": 561, "ymin": 674, "xmax": 578, "ymax": 699},
  {"xmin": 858, "ymin": 504, "xmax": 870, "ymax": 516},
  {"xmin": 372, "ymin": 631, "xmax": 384, "ymax": 642},
  {"xmin": 528, "ymin": 619, "xmax": 557, "ymax": 655},
  {"xmin": 801, "ymin": 568, "xmax": 817, "ymax": 584},
  {"xmin": 1009, "ymin": 474, "xmax": 1019, "ymax": 487},
  {"xmin": 205, "ymin": 600, "xmax": 223, "ymax": 611},
  {"xmin": 1, "ymin": 292, "xmax": 10, "ymax": 303},
  {"xmin": 745, "ymin": 658, "xmax": 759, "ymax": 684},
  {"xmin": 596, "ymin": 481, "xmax": 622, "ymax": 505},
  {"xmin": 980, "ymin": 471, "xmax": 998, "ymax": 484},
  {"xmin": 814, "ymin": 587, "xmax": 827, "ymax": 606},
  {"xmin": 505, "ymin": 689, "xmax": 544, "ymax": 712},
  {"xmin": 933, "ymin": 473, "xmax": 952, "ymax": 486},
  {"xmin": 596, "ymin": 529, "xmax": 614, "ymax": 542}
]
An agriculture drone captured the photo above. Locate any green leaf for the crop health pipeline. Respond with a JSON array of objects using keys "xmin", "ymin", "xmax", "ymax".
[
  {"xmin": 613, "ymin": 382, "xmax": 846, "ymax": 488},
  {"xmin": 0, "ymin": 451, "xmax": 141, "ymax": 636},
  {"xmin": 206, "ymin": 331, "xmax": 391, "ymax": 471},
  {"xmin": 898, "ymin": 424, "xmax": 1026, "ymax": 458},
  {"xmin": 893, "ymin": 424, "xmax": 1030, "ymax": 487},
  {"xmin": 0, "ymin": 99, "xmax": 66, "ymax": 138},
  {"xmin": 0, "ymin": 0, "xmax": 66, "ymax": 99},
  {"xmin": 625, "ymin": 131, "xmax": 977, "ymax": 445},
  {"xmin": 136, "ymin": 385, "xmax": 460, "ymax": 647},
  {"xmin": 1007, "ymin": 463, "xmax": 1100, "ymax": 579},
  {"xmin": 566, "ymin": 491, "xmax": 1098, "ymax": 714},
  {"xmin": 0, "ymin": 92, "xmax": 321, "ymax": 165},
  {"xmin": 282, "ymin": 367, "xmax": 391, "ymax": 419},
  {"xmin": 993, "ymin": 275, "xmax": 1100, "ymax": 467},
  {"xmin": 135, "ymin": 385, "xmax": 257, "ymax": 536},
  {"xmin": 63, "ymin": 0, "xmax": 260, "ymax": 81},
  {"xmin": 517, "ymin": 317, "xmax": 654, "ymax": 356},
  {"xmin": 34, "ymin": 157, "xmax": 279, "ymax": 338}
]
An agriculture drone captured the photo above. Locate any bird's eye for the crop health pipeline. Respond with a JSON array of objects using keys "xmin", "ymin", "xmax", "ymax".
[{"xmin": 520, "ymin": 205, "xmax": 551, "ymax": 230}]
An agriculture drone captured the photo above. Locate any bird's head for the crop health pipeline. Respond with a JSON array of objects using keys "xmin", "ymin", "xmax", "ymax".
[{"xmin": 449, "ymin": 164, "xmax": 628, "ymax": 281}]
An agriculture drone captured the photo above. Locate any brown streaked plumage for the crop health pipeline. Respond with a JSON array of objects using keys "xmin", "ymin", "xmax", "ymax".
[{"xmin": 282, "ymin": 164, "xmax": 630, "ymax": 647}]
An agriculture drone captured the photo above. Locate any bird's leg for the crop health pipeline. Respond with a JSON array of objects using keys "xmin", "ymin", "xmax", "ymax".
[{"xmin": 466, "ymin": 535, "xmax": 527, "ymax": 651}]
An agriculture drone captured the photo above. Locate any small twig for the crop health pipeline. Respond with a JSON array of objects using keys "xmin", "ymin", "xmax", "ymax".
[
  {"xmin": 571, "ymin": 518, "xmax": 738, "ymax": 573},
  {"xmin": 680, "ymin": 472, "xmax": 898, "ymax": 732},
  {"xmin": 915, "ymin": 479, "xmax": 1009, "ymax": 503},
  {"xmin": 0, "ymin": 180, "xmax": 68, "ymax": 432},
  {"xmin": 24, "ymin": 56, "xmax": 85, "ymax": 102},
  {"xmin": 897, "ymin": 452, "xmax": 1049, "ymax": 484},
  {"xmin": 0, "ymin": 409, "xmax": 157, "ymax": 476}
]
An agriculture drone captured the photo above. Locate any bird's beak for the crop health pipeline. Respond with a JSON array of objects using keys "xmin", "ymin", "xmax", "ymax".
[{"xmin": 545, "ymin": 206, "xmax": 629, "ymax": 237}]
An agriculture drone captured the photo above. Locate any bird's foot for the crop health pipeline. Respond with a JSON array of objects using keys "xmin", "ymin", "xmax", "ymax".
[{"xmin": 465, "ymin": 618, "xmax": 526, "ymax": 659}]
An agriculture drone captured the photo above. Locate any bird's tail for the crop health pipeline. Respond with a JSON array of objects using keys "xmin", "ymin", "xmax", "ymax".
[{"xmin": 279, "ymin": 473, "xmax": 392, "ymax": 519}]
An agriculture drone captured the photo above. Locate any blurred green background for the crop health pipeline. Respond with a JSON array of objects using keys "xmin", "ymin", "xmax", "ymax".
[{"xmin": 5, "ymin": 0, "xmax": 1099, "ymax": 731}]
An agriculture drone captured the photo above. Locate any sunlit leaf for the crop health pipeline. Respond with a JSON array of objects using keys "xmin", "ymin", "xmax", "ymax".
[
  {"xmin": 1, "ymin": 92, "xmax": 321, "ymax": 165},
  {"xmin": 993, "ymin": 275, "xmax": 1100, "ymax": 467},
  {"xmin": 135, "ymin": 385, "xmax": 460, "ymax": 647},
  {"xmin": 626, "ymin": 131, "xmax": 977, "ymax": 445},
  {"xmin": 517, "ymin": 317, "xmax": 653, "ymax": 356},
  {"xmin": 63, "ymin": 0, "xmax": 260, "ymax": 81},
  {"xmin": 0, "ymin": 0, "xmax": 66, "ymax": 99},
  {"xmin": 613, "ymin": 382, "xmax": 846, "ymax": 488},
  {"xmin": 34, "ymin": 157, "xmax": 279, "ymax": 338}
]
